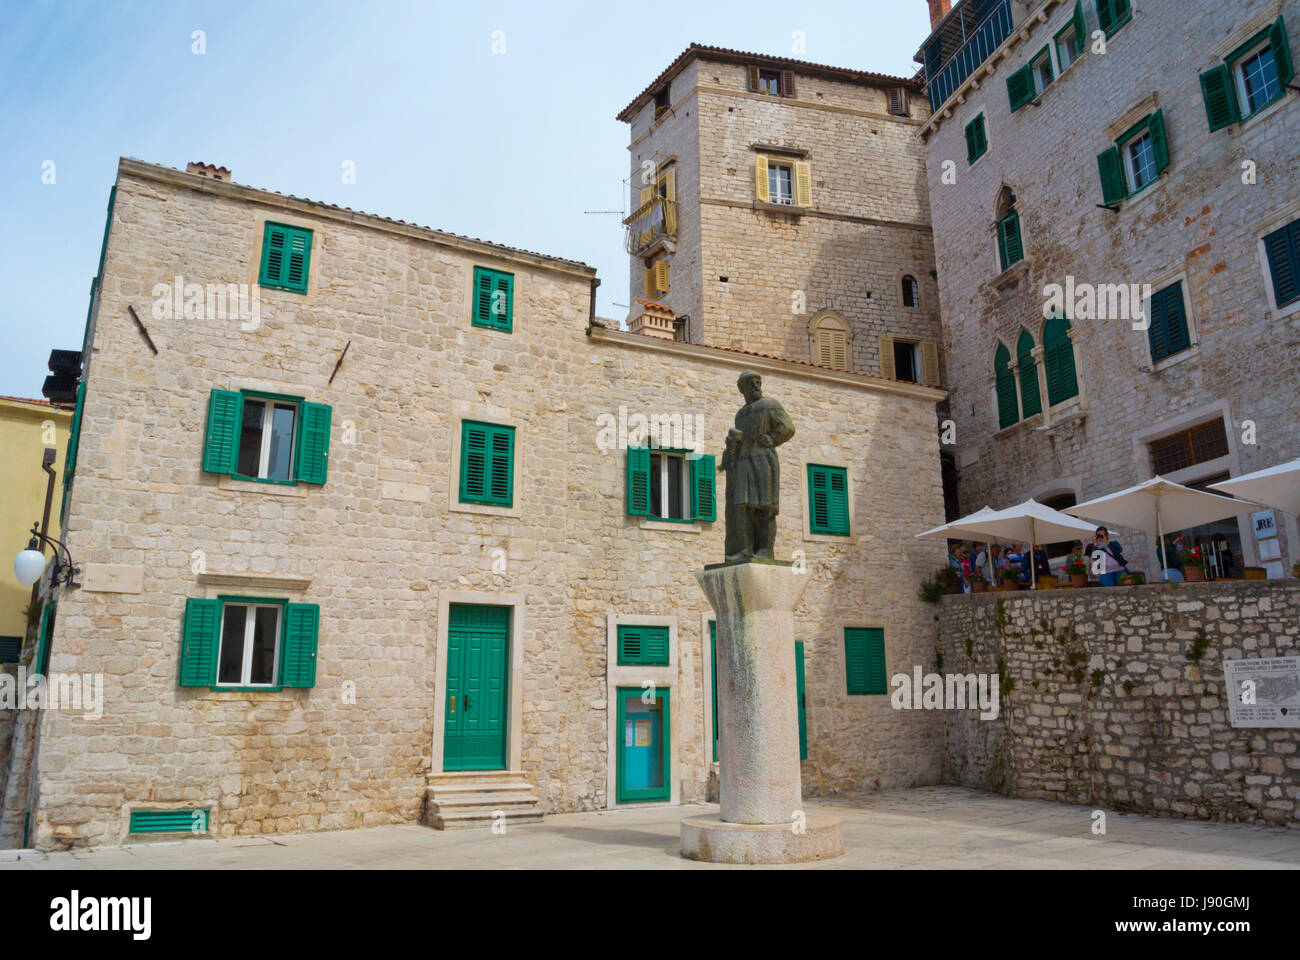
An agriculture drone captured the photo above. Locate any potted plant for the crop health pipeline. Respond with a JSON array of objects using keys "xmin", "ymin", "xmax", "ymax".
[
  {"xmin": 1119, "ymin": 571, "xmax": 1144, "ymax": 586},
  {"xmin": 971, "ymin": 575, "xmax": 989, "ymax": 594},
  {"xmin": 1184, "ymin": 546, "xmax": 1207, "ymax": 582},
  {"xmin": 1036, "ymin": 572, "xmax": 1059, "ymax": 589},
  {"xmin": 997, "ymin": 567, "xmax": 1021, "ymax": 591},
  {"xmin": 937, "ymin": 565, "xmax": 962, "ymax": 595},
  {"xmin": 1065, "ymin": 552, "xmax": 1088, "ymax": 588}
]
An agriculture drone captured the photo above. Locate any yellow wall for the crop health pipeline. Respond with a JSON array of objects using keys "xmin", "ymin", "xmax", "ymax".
[{"xmin": 0, "ymin": 398, "xmax": 71, "ymax": 641}]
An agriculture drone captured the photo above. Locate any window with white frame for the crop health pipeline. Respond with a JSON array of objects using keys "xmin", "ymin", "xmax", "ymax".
[
  {"xmin": 217, "ymin": 602, "xmax": 282, "ymax": 687},
  {"xmin": 1235, "ymin": 40, "xmax": 1284, "ymax": 116},
  {"xmin": 1056, "ymin": 22, "xmax": 1082, "ymax": 70},
  {"xmin": 237, "ymin": 396, "xmax": 298, "ymax": 480},
  {"xmin": 1031, "ymin": 47, "xmax": 1055, "ymax": 94},
  {"xmin": 649, "ymin": 450, "xmax": 693, "ymax": 521},
  {"xmin": 767, "ymin": 162, "xmax": 794, "ymax": 205},
  {"xmin": 1123, "ymin": 130, "xmax": 1159, "ymax": 194}
]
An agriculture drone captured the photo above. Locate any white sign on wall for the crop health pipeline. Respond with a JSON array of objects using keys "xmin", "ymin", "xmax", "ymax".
[
  {"xmin": 1223, "ymin": 657, "xmax": 1300, "ymax": 728},
  {"xmin": 1252, "ymin": 510, "xmax": 1278, "ymax": 539}
]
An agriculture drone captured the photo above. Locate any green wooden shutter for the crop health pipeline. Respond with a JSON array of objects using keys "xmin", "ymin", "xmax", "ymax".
[
  {"xmin": 202, "ymin": 389, "xmax": 243, "ymax": 475},
  {"xmin": 618, "ymin": 624, "xmax": 669, "ymax": 665},
  {"xmin": 259, "ymin": 223, "xmax": 313, "ymax": 293},
  {"xmin": 1043, "ymin": 315, "xmax": 1079, "ymax": 405},
  {"xmin": 844, "ymin": 627, "xmax": 886, "ymax": 695},
  {"xmin": 472, "ymin": 267, "xmax": 515, "ymax": 332},
  {"xmin": 294, "ymin": 401, "xmax": 331, "ymax": 485},
  {"xmin": 690, "ymin": 454, "xmax": 716, "ymax": 522},
  {"xmin": 487, "ymin": 425, "xmax": 514, "ymax": 505},
  {"xmin": 1097, "ymin": 0, "xmax": 1130, "ymax": 36},
  {"xmin": 826, "ymin": 468, "xmax": 849, "ymax": 535},
  {"xmin": 626, "ymin": 446, "xmax": 651, "ymax": 516},
  {"xmin": 1199, "ymin": 65, "xmax": 1240, "ymax": 131},
  {"xmin": 1147, "ymin": 286, "xmax": 1171, "ymax": 361},
  {"xmin": 179, "ymin": 598, "xmax": 220, "ymax": 687},
  {"xmin": 808, "ymin": 464, "xmax": 849, "ymax": 535},
  {"xmin": 1148, "ymin": 109, "xmax": 1170, "ymax": 175},
  {"xmin": 461, "ymin": 422, "xmax": 488, "ymax": 502},
  {"xmin": 1017, "ymin": 330, "xmax": 1041, "ymax": 417},
  {"xmin": 1263, "ymin": 221, "xmax": 1300, "ymax": 307},
  {"xmin": 63, "ymin": 379, "xmax": 86, "ymax": 481},
  {"xmin": 1272, "ymin": 16, "xmax": 1294, "ymax": 86},
  {"xmin": 1072, "ymin": 0, "xmax": 1087, "ymax": 49},
  {"xmin": 281, "ymin": 603, "xmax": 320, "ymax": 688},
  {"xmin": 1148, "ymin": 283, "xmax": 1190, "ymax": 362},
  {"xmin": 965, "ymin": 114, "xmax": 987, "ymax": 164},
  {"xmin": 997, "ymin": 211, "xmax": 1023, "ymax": 270},
  {"xmin": 459, "ymin": 421, "xmax": 514, "ymax": 506},
  {"xmin": 1096, "ymin": 147, "xmax": 1127, "ymax": 205},
  {"xmin": 1007, "ymin": 65, "xmax": 1036, "ymax": 112},
  {"xmin": 995, "ymin": 344, "xmax": 1018, "ymax": 429}
]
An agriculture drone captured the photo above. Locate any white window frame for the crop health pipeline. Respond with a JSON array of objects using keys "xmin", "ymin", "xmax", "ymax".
[
  {"xmin": 767, "ymin": 162, "xmax": 794, "ymax": 205},
  {"xmin": 649, "ymin": 450, "xmax": 692, "ymax": 521},
  {"xmin": 216, "ymin": 602, "xmax": 283, "ymax": 688},
  {"xmin": 757, "ymin": 69, "xmax": 781, "ymax": 96},
  {"xmin": 1234, "ymin": 40, "xmax": 1282, "ymax": 117},
  {"xmin": 1056, "ymin": 25, "xmax": 1082, "ymax": 71},
  {"xmin": 1031, "ymin": 49, "xmax": 1054, "ymax": 95},
  {"xmin": 1124, "ymin": 131, "xmax": 1157, "ymax": 194},
  {"xmin": 239, "ymin": 396, "xmax": 298, "ymax": 481}
]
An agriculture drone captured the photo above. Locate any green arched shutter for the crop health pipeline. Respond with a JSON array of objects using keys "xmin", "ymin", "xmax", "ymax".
[
  {"xmin": 995, "ymin": 344, "xmax": 1018, "ymax": 429},
  {"xmin": 1044, "ymin": 315, "xmax": 1079, "ymax": 405},
  {"xmin": 1017, "ymin": 330, "xmax": 1041, "ymax": 418}
]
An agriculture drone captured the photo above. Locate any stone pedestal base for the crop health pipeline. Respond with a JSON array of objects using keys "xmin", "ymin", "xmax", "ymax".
[{"xmin": 679, "ymin": 813, "xmax": 843, "ymax": 864}]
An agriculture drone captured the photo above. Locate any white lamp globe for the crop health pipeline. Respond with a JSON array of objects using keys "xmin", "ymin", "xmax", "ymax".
[{"xmin": 14, "ymin": 545, "xmax": 47, "ymax": 588}]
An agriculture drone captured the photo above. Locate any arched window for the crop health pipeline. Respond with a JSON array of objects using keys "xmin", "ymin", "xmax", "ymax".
[
  {"xmin": 1043, "ymin": 313, "xmax": 1079, "ymax": 405},
  {"xmin": 1016, "ymin": 329, "xmax": 1041, "ymax": 417},
  {"xmin": 994, "ymin": 343, "xmax": 1018, "ymax": 429},
  {"xmin": 901, "ymin": 274, "xmax": 919, "ymax": 308},
  {"xmin": 995, "ymin": 186, "xmax": 1023, "ymax": 272},
  {"xmin": 811, "ymin": 311, "xmax": 850, "ymax": 371}
]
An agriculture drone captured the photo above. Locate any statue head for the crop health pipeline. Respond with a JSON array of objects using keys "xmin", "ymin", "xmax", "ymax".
[{"xmin": 737, "ymin": 370, "xmax": 762, "ymax": 403}]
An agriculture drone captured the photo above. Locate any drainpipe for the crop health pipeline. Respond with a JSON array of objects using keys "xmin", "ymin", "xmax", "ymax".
[{"xmin": 587, "ymin": 276, "xmax": 601, "ymax": 330}]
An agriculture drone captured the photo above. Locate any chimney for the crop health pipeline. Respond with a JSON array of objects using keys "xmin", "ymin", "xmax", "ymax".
[
  {"xmin": 928, "ymin": 0, "xmax": 952, "ymax": 28},
  {"xmin": 626, "ymin": 297, "xmax": 678, "ymax": 341},
  {"xmin": 186, "ymin": 161, "xmax": 232, "ymax": 182}
]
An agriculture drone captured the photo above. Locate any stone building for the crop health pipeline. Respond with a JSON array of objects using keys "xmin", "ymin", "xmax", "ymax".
[
  {"xmin": 917, "ymin": 0, "xmax": 1300, "ymax": 575},
  {"xmin": 2, "ymin": 157, "xmax": 948, "ymax": 849},
  {"xmin": 619, "ymin": 45, "xmax": 947, "ymax": 390}
]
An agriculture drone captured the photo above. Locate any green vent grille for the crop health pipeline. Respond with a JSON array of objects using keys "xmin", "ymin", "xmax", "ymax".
[{"xmin": 128, "ymin": 808, "xmax": 210, "ymax": 834}]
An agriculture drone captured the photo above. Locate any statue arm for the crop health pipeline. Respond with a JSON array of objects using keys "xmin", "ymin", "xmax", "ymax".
[{"xmin": 768, "ymin": 402, "xmax": 795, "ymax": 447}]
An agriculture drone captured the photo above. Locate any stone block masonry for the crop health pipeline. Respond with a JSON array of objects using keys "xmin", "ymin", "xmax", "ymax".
[{"xmin": 938, "ymin": 580, "xmax": 1300, "ymax": 826}]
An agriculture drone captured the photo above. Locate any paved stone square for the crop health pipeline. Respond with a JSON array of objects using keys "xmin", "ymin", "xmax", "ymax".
[{"xmin": 2, "ymin": 787, "xmax": 1297, "ymax": 869}]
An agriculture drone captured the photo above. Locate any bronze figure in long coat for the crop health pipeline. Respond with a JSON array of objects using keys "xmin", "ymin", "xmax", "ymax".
[{"xmin": 720, "ymin": 371, "xmax": 795, "ymax": 562}]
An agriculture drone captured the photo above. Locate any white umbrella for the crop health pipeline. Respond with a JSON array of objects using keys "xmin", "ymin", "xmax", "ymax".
[
  {"xmin": 1208, "ymin": 459, "xmax": 1300, "ymax": 517},
  {"xmin": 915, "ymin": 506, "xmax": 1000, "ymax": 541},
  {"xmin": 918, "ymin": 500, "xmax": 1096, "ymax": 587},
  {"xmin": 1066, "ymin": 476, "xmax": 1257, "ymax": 581}
]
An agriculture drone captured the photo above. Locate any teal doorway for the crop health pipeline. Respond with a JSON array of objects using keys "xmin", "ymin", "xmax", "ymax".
[
  {"xmin": 616, "ymin": 687, "xmax": 670, "ymax": 802},
  {"xmin": 443, "ymin": 603, "xmax": 510, "ymax": 770}
]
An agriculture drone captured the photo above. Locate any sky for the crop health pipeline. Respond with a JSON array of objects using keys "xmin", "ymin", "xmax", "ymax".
[{"xmin": 0, "ymin": 0, "xmax": 933, "ymax": 397}]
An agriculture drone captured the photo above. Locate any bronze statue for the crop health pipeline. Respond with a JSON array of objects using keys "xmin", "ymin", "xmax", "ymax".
[{"xmin": 720, "ymin": 371, "xmax": 795, "ymax": 563}]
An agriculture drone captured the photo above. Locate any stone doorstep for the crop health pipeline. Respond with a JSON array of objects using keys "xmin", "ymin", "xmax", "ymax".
[{"xmin": 426, "ymin": 770, "xmax": 544, "ymax": 831}]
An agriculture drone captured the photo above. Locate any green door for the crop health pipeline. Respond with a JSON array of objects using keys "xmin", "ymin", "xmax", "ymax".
[
  {"xmin": 616, "ymin": 687, "xmax": 671, "ymax": 802},
  {"xmin": 443, "ymin": 603, "xmax": 510, "ymax": 770},
  {"xmin": 795, "ymin": 640, "xmax": 807, "ymax": 760}
]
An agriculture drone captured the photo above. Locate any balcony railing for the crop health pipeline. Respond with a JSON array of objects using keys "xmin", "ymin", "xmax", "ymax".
[
  {"xmin": 623, "ymin": 195, "xmax": 678, "ymax": 254},
  {"xmin": 925, "ymin": 0, "xmax": 1013, "ymax": 112}
]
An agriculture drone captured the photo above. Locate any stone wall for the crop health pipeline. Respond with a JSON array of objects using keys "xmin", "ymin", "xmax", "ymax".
[
  {"xmin": 938, "ymin": 580, "xmax": 1300, "ymax": 826},
  {"xmin": 923, "ymin": 0, "xmax": 1300, "ymax": 573},
  {"xmin": 17, "ymin": 158, "xmax": 948, "ymax": 849}
]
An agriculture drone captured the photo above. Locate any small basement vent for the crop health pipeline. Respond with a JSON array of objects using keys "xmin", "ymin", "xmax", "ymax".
[{"xmin": 128, "ymin": 808, "xmax": 210, "ymax": 834}]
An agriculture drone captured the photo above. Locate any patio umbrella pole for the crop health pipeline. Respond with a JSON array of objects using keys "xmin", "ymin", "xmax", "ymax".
[
  {"xmin": 1156, "ymin": 500, "xmax": 1168, "ymax": 582},
  {"xmin": 1030, "ymin": 518, "xmax": 1037, "ymax": 589}
]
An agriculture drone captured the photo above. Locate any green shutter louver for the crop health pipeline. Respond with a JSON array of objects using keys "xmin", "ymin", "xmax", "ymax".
[
  {"xmin": 1199, "ymin": 65, "xmax": 1240, "ymax": 131},
  {"xmin": 281, "ymin": 603, "xmax": 320, "ymax": 688},
  {"xmin": 259, "ymin": 222, "xmax": 313, "ymax": 293},
  {"xmin": 459, "ymin": 420, "xmax": 515, "ymax": 507},
  {"xmin": 807, "ymin": 464, "xmax": 849, "ymax": 536},
  {"xmin": 1072, "ymin": 0, "xmax": 1087, "ymax": 50},
  {"xmin": 690, "ymin": 454, "xmax": 716, "ymax": 521},
  {"xmin": 1148, "ymin": 109, "xmax": 1170, "ymax": 175},
  {"xmin": 617, "ymin": 625, "xmax": 669, "ymax": 665},
  {"xmin": 1007, "ymin": 65, "xmax": 1036, "ymax": 112},
  {"xmin": 1016, "ymin": 330, "xmax": 1041, "ymax": 418},
  {"xmin": 63, "ymin": 379, "xmax": 86, "ymax": 482},
  {"xmin": 179, "ymin": 598, "xmax": 220, "ymax": 687},
  {"xmin": 202, "ymin": 389, "xmax": 242, "ymax": 474},
  {"xmin": 997, "ymin": 211, "xmax": 1023, "ymax": 270},
  {"xmin": 995, "ymin": 343, "xmax": 1018, "ymax": 429},
  {"xmin": 472, "ymin": 266, "xmax": 514, "ymax": 332},
  {"xmin": 1097, "ymin": 0, "xmax": 1131, "ymax": 37},
  {"xmin": 129, "ymin": 809, "xmax": 210, "ymax": 834},
  {"xmin": 1272, "ymin": 16, "xmax": 1294, "ymax": 85},
  {"xmin": 965, "ymin": 114, "xmax": 988, "ymax": 164},
  {"xmin": 1148, "ymin": 282, "xmax": 1191, "ymax": 363},
  {"xmin": 1097, "ymin": 146, "xmax": 1127, "ymax": 205},
  {"xmin": 844, "ymin": 627, "xmax": 887, "ymax": 695},
  {"xmin": 1043, "ymin": 314, "xmax": 1079, "ymax": 405},
  {"xmin": 294, "ymin": 401, "xmax": 331, "ymax": 485},
  {"xmin": 626, "ymin": 446, "xmax": 650, "ymax": 516},
  {"xmin": 1263, "ymin": 220, "xmax": 1300, "ymax": 308}
]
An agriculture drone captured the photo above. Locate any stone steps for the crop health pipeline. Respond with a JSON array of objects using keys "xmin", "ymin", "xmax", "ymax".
[{"xmin": 425, "ymin": 771, "xmax": 544, "ymax": 830}]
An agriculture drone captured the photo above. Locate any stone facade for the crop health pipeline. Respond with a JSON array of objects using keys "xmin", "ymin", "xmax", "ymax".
[
  {"xmin": 920, "ymin": 0, "xmax": 1300, "ymax": 573},
  {"xmin": 9, "ymin": 159, "xmax": 948, "ymax": 849},
  {"xmin": 621, "ymin": 47, "xmax": 946, "ymax": 383},
  {"xmin": 938, "ymin": 580, "xmax": 1300, "ymax": 826}
]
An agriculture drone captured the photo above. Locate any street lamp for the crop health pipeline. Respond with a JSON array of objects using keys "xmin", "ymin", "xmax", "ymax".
[{"xmin": 13, "ymin": 521, "xmax": 79, "ymax": 590}]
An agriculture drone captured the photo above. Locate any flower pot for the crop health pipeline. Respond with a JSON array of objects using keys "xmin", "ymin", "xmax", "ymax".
[
  {"xmin": 1243, "ymin": 567, "xmax": 1267, "ymax": 581},
  {"xmin": 1036, "ymin": 575, "xmax": 1058, "ymax": 590},
  {"xmin": 972, "ymin": 580, "xmax": 988, "ymax": 593},
  {"xmin": 1070, "ymin": 573, "xmax": 1088, "ymax": 588},
  {"xmin": 1185, "ymin": 566, "xmax": 1205, "ymax": 582}
]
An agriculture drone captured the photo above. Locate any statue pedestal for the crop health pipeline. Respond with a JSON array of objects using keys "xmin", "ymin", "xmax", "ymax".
[{"xmin": 681, "ymin": 562, "xmax": 843, "ymax": 864}]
